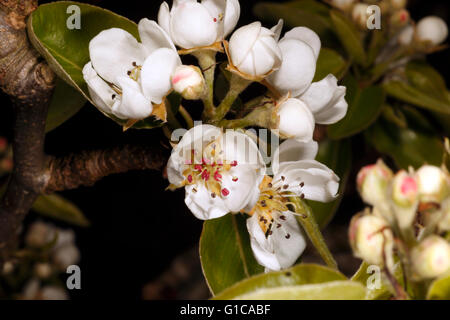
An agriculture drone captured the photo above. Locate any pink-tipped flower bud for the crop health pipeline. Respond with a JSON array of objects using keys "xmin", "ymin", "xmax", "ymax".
[
  {"xmin": 411, "ymin": 235, "xmax": 450, "ymax": 280},
  {"xmin": 391, "ymin": 170, "xmax": 419, "ymax": 229},
  {"xmin": 416, "ymin": 16, "xmax": 448, "ymax": 46},
  {"xmin": 390, "ymin": 9, "xmax": 410, "ymax": 28},
  {"xmin": 416, "ymin": 165, "xmax": 450, "ymax": 204},
  {"xmin": 357, "ymin": 160, "xmax": 393, "ymax": 207},
  {"xmin": 349, "ymin": 213, "xmax": 393, "ymax": 266},
  {"xmin": 171, "ymin": 65, "xmax": 205, "ymax": 100}
]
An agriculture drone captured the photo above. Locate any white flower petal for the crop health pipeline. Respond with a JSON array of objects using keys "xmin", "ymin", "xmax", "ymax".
[
  {"xmin": 283, "ymin": 26, "xmax": 321, "ymax": 59},
  {"xmin": 229, "ymin": 22, "xmax": 261, "ymax": 67},
  {"xmin": 247, "ymin": 212, "xmax": 306, "ymax": 271},
  {"xmin": 201, "ymin": 0, "xmax": 226, "ymax": 39},
  {"xmin": 220, "ymin": 130, "xmax": 265, "ymax": 170},
  {"xmin": 223, "ymin": 0, "xmax": 241, "ymax": 38},
  {"xmin": 170, "ymin": 1, "xmax": 218, "ymax": 48},
  {"xmin": 222, "ymin": 164, "xmax": 259, "ymax": 213},
  {"xmin": 112, "ymin": 77, "xmax": 152, "ymax": 119},
  {"xmin": 271, "ymin": 139, "xmax": 318, "ymax": 175},
  {"xmin": 141, "ymin": 48, "xmax": 181, "ymax": 104},
  {"xmin": 299, "ymin": 74, "xmax": 348, "ymax": 125},
  {"xmin": 138, "ymin": 18, "xmax": 176, "ymax": 55},
  {"xmin": 82, "ymin": 62, "xmax": 116, "ymax": 115},
  {"xmin": 185, "ymin": 185, "xmax": 229, "ymax": 220},
  {"xmin": 277, "ymin": 98, "xmax": 315, "ymax": 142},
  {"xmin": 276, "ymin": 160, "xmax": 340, "ymax": 202},
  {"xmin": 158, "ymin": 2, "xmax": 171, "ymax": 35},
  {"xmin": 267, "ymin": 38, "xmax": 316, "ymax": 97},
  {"xmin": 89, "ymin": 28, "xmax": 146, "ymax": 84}
]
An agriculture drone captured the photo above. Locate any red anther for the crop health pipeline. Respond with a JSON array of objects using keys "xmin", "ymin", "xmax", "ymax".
[
  {"xmin": 194, "ymin": 164, "xmax": 203, "ymax": 171},
  {"xmin": 221, "ymin": 188, "xmax": 230, "ymax": 196},
  {"xmin": 232, "ymin": 177, "xmax": 239, "ymax": 182},
  {"xmin": 231, "ymin": 160, "xmax": 238, "ymax": 167},
  {"xmin": 187, "ymin": 175, "xmax": 193, "ymax": 183},
  {"xmin": 213, "ymin": 18, "xmax": 217, "ymax": 22},
  {"xmin": 214, "ymin": 171, "xmax": 222, "ymax": 181},
  {"xmin": 201, "ymin": 170, "xmax": 210, "ymax": 181}
]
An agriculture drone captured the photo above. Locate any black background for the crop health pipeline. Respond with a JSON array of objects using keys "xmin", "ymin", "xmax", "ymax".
[{"xmin": 0, "ymin": 0, "xmax": 449, "ymax": 300}]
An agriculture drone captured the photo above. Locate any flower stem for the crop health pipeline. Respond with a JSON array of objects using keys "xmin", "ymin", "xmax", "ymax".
[
  {"xmin": 212, "ymin": 74, "xmax": 251, "ymax": 123},
  {"xmin": 178, "ymin": 105, "xmax": 194, "ymax": 129},
  {"xmin": 218, "ymin": 104, "xmax": 275, "ymax": 129},
  {"xmin": 290, "ymin": 197, "xmax": 338, "ymax": 270},
  {"xmin": 193, "ymin": 50, "xmax": 217, "ymax": 120}
]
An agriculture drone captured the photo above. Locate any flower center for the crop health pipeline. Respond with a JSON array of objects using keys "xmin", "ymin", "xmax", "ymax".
[
  {"xmin": 181, "ymin": 140, "xmax": 239, "ymax": 199},
  {"xmin": 127, "ymin": 61, "xmax": 141, "ymax": 82},
  {"xmin": 250, "ymin": 176, "xmax": 305, "ymax": 239}
]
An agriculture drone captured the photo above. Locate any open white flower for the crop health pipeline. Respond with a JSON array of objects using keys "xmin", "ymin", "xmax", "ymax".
[
  {"xmin": 83, "ymin": 19, "xmax": 181, "ymax": 120},
  {"xmin": 246, "ymin": 139, "xmax": 340, "ymax": 271},
  {"xmin": 158, "ymin": 0, "xmax": 240, "ymax": 50},
  {"xmin": 228, "ymin": 21, "xmax": 282, "ymax": 78},
  {"xmin": 167, "ymin": 125, "xmax": 266, "ymax": 220},
  {"xmin": 267, "ymin": 25, "xmax": 319, "ymax": 97},
  {"xmin": 298, "ymin": 74, "xmax": 348, "ymax": 125}
]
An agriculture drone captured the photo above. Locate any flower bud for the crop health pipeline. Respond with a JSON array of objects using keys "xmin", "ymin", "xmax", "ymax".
[
  {"xmin": 52, "ymin": 244, "xmax": 80, "ymax": 271},
  {"xmin": 357, "ymin": 160, "xmax": 393, "ymax": 207},
  {"xmin": 390, "ymin": 9, "xmax": 410, "ymax": 28},
  {"xmin": 276, "ymin": 98, "xmax": 315, "ymax": 142},
  {"xmin": 391, "ymin": 170, "xmax": 419, "ymax": 229},
  {"xmin": 416, "ymin": 16, "xmax": 448, "ymax": 46},
  {"xmin": 171, "ymin": 65, "xmax": 205, "ymax": 100},
  {"xmin": 438, "ymin": 203, "xmax": 450, "ymax": 232},
  {"xmin": 330, "ymin": 0, "xmax": 355, "ymax": 12},
  {"xmin": 34, "ymin": 263, "xmax": 53, "ymax": 279},
  {"xmin": 411, "ymin": 235, "xmax": 450, "ymax": 280},
  {"xmin": 229, "ymin": 22, "xmax": 282, "ymax": 77},
  {"xmin": 416, "ymin": 165, "xmax": 450, "ymax": 203},
  {"xmin": 389, "ymin": 0, "xmax": 407, "ymax": 10},
  {"xmin": 25, "ymin": 221, "xmax": 52, "ymax": 248},
  {"xmin": 349, "ymin": 213, "xmax": 393, "ymax": 266},
  {"xmin": 352, "ymin": 3, "xmax": 370, "ymax": 29},
  {"xmin": 398, "ymin": 25, "xmax": 415, "ymax": 46}
]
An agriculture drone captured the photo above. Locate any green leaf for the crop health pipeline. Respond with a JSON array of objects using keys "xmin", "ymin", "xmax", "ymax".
[
  {"xmin": 199, "ymin": 214, "xmax": 264, "ymax": 295},
  {"xmin": 307, "ymin": 139, "xmax": 352, "ymax": 228},
  {"xmin": 366, "ymin": 116, "xmax": 444, "ymax": 169},
  {"xmin": 351, "ymin": 262, "xmax": 393, "ymax": 300},
  {"xmin": 224, "ymin": 280, "xmax": 367, "ymax": 300},
  {"xmin": 383, "ymin": 61, "xmax": 450, "ymax": 114},
  {"xmin": 32, "ymin": 193, "xmax": 90, "ymax": 227},
  {"xmin": 46, "ymin": 78, "xmax": 86, "ymax": 132},
  {"xmin": 329, "ymin": 10, "xmax": 366, "ymax": 66},
  {"xmin": 253, "ymin": 1, "xmax": 334, "ymax": 41},
  {"xmin": 291, "ymin": 198, "xmax": 337, "ymax": 269},
  {"xmin": 328, "ymin": 76, "xmax": 384, "ymax": 139},
  {"xmin": 313, "ymin": 48, "xmax": 346, "ymax": 82},
  {"xmin": 214, "ymin": 264, "xmax": 347, "ymax": 300},
  {"xmin": 28, "ymin": 1, "xmax": 139, "ymax": 102},
  {"xmin": 427, "ymin": 273, "xmax": 450, "ymax": 300}
]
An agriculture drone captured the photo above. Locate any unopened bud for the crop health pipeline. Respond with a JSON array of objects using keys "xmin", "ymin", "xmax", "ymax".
[
  {"xmin": 411, "ymin": 235, "xmax": 450, "ymax": 280},
  {"xmin": 52, "ymin": 244, "xmax": 80, "ymax": 271},
  {"xmin": 25, "ymin": 221, "xmax": 52, "ymax": 248},
  {"xmin": 398, "ymin": 25, "xmax": 415, "ymax": 46},
  {"xmin": 357, "ymin": 160, "xmax": 393, "ymax": 207},
  {"xmin": 416, "ymin": 165, "xmax": 450, "ymax": 204},
  {"xmin": 389, "ymin": 0, "xmax": 407, "ymax": 10},
  {"xmin": 330, "ymin": 0, "xmax": 355, "ymax": 12},
  {"xmin": 416, "ymin": 16, "xmax": 448, "ymax": 46},
  {"xmin": 277, "ymin": 98, "xmax": 315, "ymax": 142},
  {"xmin": 390, "ymin": 9, "xmax": 410, "ymax": 28},
  {"xmin": 171, "ymin": 65, "xmax": 205, "ymax": 100},
  {"xmin": 349, "ymin": 213, "xmax": 393, "ymax": 266},
  {"xmin": 391, "ymin": 170, "xmax": 419, "ymax": 229},
  {"xmin": 34, "ymin": 263, "xmax": 53, "ymax": 279},
  {"xmin": 352, "ymin": 3, "xmax": 370, "ymax": 29}
]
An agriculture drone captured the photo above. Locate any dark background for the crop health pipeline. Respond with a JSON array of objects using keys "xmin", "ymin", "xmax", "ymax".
[{"xmin": 0, "ymin": 0, "xmax": 449, "ymax": 299}]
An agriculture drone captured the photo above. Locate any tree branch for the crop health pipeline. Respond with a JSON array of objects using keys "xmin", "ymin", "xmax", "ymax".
[{"xmin": 43, "ymin": 144, "xmax": 167, "ymax": 193}]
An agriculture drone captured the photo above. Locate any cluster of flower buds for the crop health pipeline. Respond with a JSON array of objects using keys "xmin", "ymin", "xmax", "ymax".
[
  {"xmin": 351, "ymin": 160, "xmax": 450, "ymax": 281},
  {"xmin": 398, "ymin": 16, "xmax": 448, "ymax": 48},
  {"xmin": 0, "ymin": 137, "xmax": 12, "ymax": 177}
]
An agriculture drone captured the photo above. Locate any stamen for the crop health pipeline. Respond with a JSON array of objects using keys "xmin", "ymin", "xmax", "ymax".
[
  {"xmin": 187, "ymin": 175, "xmax": 193, "ymax": 183},
  {"xmin": 232, "ymin": 177, "xmax": 239, "ymax": 182},
  {"xmin": 231, "ymin": 160, "xmax": 238, "ymax": 167},
  {"xmin": 112, "ymin": 94, "xmax": 116, "ymax": 99},
  {"xmin": 211, "ymin": 193, "xmax": 216, "ymax": 198},
  {"xmin": 222, "ymin": 188, "xmax": 230, "ymax": 197},
  {"xmin": 285, "ymin": 234, "xmax": 291, "ymax": 239}
]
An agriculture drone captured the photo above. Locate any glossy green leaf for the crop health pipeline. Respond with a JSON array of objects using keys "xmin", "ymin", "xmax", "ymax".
[
  {"xmin": 214, "ymin": 264, "xmax": 347, "ymax": 300},
  {"xmin": 46, "ymin": 79, "xmax": 86, "ymax": 132},
  {"xmin": 328, "ymin": 76, "xmax": 384, "ymax": 139},
  {"xmin": 228, "ymin": 280, "xmax": 367, "ymax": 300},
  {"xmin": 32, "ymin": 193, "xmax": 90, "ymax": 227},
  {"xmin": 200, "ymin": 214, "xmax": 264, "ymax": 295},
  {"xmin": 384, "ymin": 61, "xmax": 450, "ymax": 114},
  {"xmin": 313, "ymin": 48, "xmax": 346, "ymax": 82},
  {"xmin": 28, "ymin": 1, "xmax": 139, "ymax": 101},
  {"xmin": 291, "ymin": 198, "xmax": 337, "ymax": 269},
  {"xmin": 307, "ymin": 139, "xmax": 352, "ymax": 228},
  {"xmin": 253, "ymin": 1, "xmax": 334, "ymax": 41},
  {"xmin": 366, "ymin": 116, "xmax": 444, "ymax": 169},
  {"xmin": 330, "ymin": 10, "xmax": 366, "ymax": 66},
  {"xmin": 427, "ymin": 273, "xmax": 450, "ymax": 300}
]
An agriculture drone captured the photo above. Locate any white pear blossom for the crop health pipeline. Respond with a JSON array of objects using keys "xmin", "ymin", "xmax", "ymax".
[
  {"xmin": 228, "ymin": 21, "xmax": 282, "ymax": 78},
  {"xmin": 267, "ymin": 24, "xmax": 319, "ymax": 96},
  {"xmin": 167, "ymin": 125, "xmax": 266, "ymax": 220},
  {"xmin": 416, "ymin": 16, "xmax": 448, "ymax": 46},
  {"xmin": 277, "ymin": 98, "xmax": 315, "ymax": 142},
  {"xmin": 298, "ymin": 74, "xmax": 348, "ymax": 125},
  {"xmin": 83, "ymin": 19, "xmax": 181, "ymax": 120},
  {"xmin": 246, "ymin": 139, "xmax": 340, "ymax": 271},
  {"xmin": 158, "ymin": 0, "xmax": 240, "ymax": 49}
]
